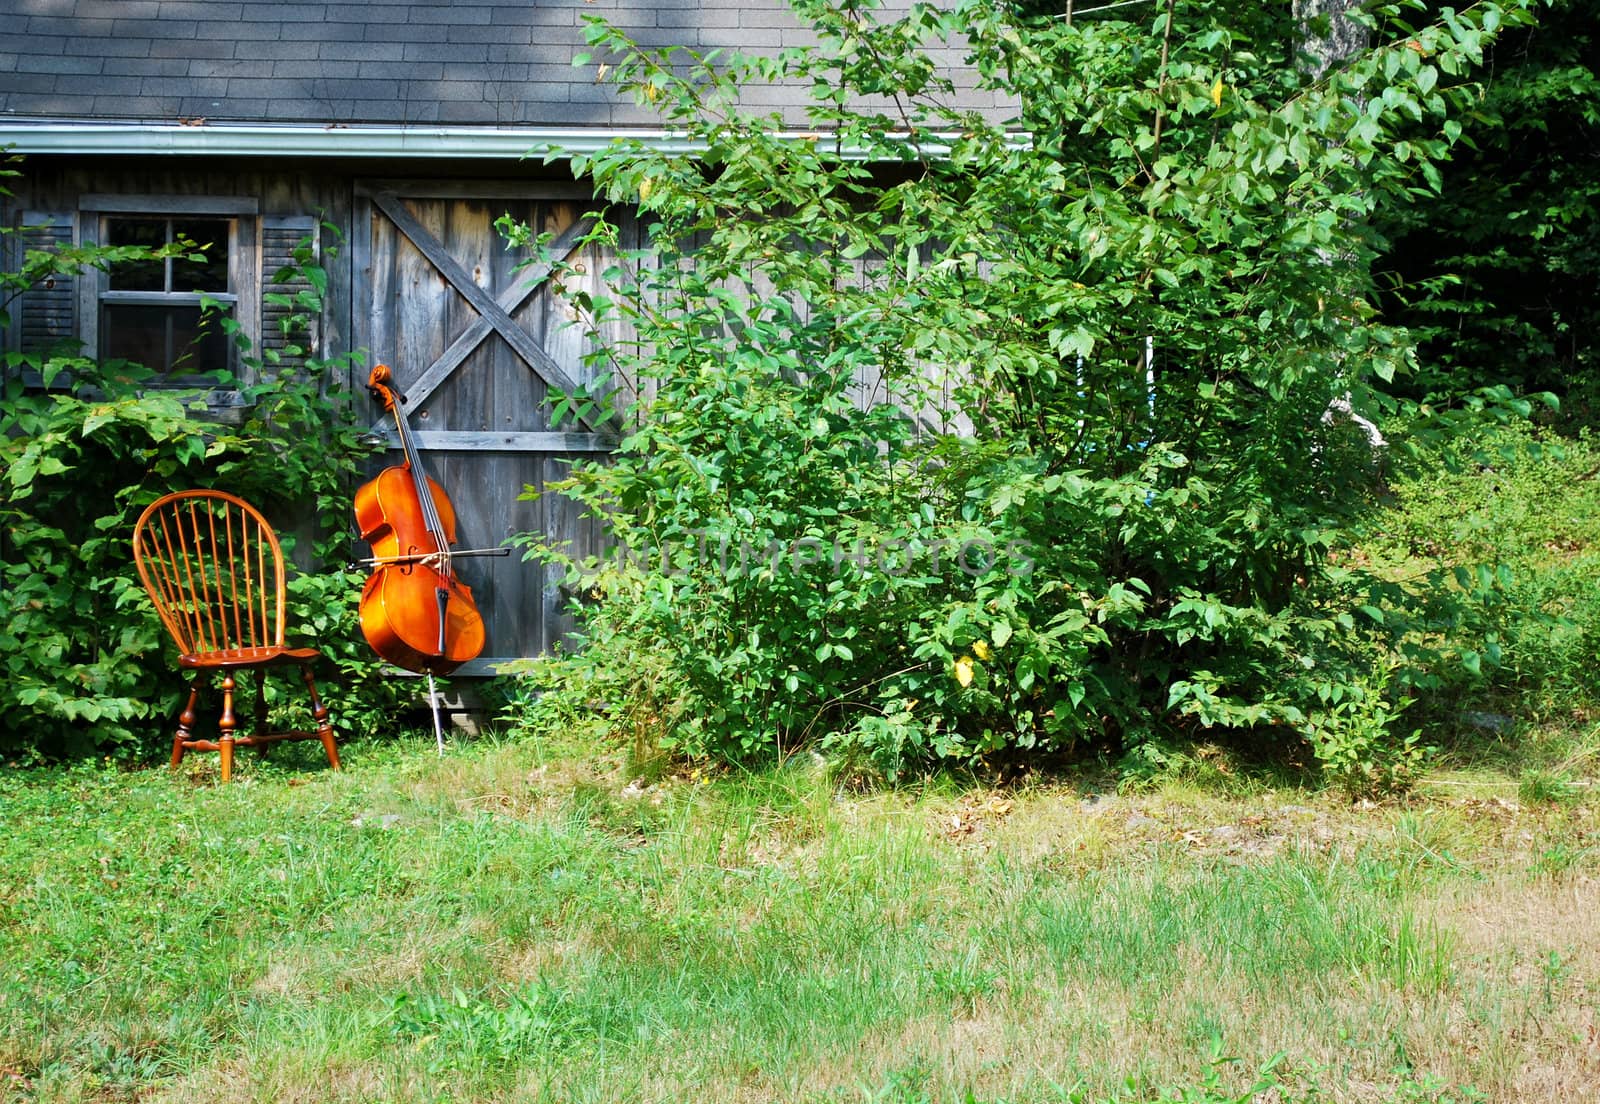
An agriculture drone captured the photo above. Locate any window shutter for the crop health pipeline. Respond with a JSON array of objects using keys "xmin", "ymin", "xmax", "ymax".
[
  {"xmin": 16, "ymin": 216, "xmax": 77, "ymax": 356},
  {"xmin": 260, "ymin": 215, "xmax": 320, "ymax": 369}
]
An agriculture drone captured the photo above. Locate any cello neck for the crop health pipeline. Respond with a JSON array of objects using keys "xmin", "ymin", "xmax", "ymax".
[{"xmin": 371, "ymin": 365, "xmax": 453, "ymax": 568}]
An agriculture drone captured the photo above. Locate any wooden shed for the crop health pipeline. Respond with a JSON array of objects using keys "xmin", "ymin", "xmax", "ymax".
[{"xmin": 0, "ymin": 0, "xmax": 1011, "ymax": 672}]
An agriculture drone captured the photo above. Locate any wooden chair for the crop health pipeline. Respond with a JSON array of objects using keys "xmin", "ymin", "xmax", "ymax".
[{"xmin": 132, "ymin": 489, "xmax": 341, "ymax": 781}]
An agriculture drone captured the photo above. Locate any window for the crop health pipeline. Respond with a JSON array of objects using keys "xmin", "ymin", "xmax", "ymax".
[
  {"xmin": 102, "ymin": 216, "xmax": 235, "ymax": 376},
  {"xmin": 78, "ymin": 195, "xmax": 260, "ymax": 389}
]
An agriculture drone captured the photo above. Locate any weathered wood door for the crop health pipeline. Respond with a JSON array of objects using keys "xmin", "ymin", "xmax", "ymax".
[{"xmin": 351, "ymin": 180, "xmax": 616, "ymax": 674}]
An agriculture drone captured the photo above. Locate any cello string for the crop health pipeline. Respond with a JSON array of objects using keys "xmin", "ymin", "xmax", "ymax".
[
  {"xmin": 383, "ymin": 373, "xmax": 451, "ymax": 578},
  {"xmin": 395, "ymin": 400, "xmax": 461, "ymax": 668},
  {"xmin": 398, "ymin": 396, "xmax": 454, "ymax": 580}
]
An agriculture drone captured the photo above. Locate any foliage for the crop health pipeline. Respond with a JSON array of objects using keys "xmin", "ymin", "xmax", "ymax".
[
  {"xmin": 505, "ymin": 0, "xmax": 1538, "ymax": 781},
  {"xmin": 1363, "ymin": 422, "xmax": 1600, "ymax": 738},
  {"xmin": 1304, "ymin": 664, "xmax": 1431, "ymax": 798},
  {"xmin": 1376, "ymin": 0, "xmax": 1600, "ymax": 417},
  {"xmin": 0, "ymin": 161, "xmax": 406, "ymax": 760}
]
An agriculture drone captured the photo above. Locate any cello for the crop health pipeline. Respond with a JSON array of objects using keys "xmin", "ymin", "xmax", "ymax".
[{"xmin": 354, "ymin": 363, "xmax": 499, "ymax": 676}]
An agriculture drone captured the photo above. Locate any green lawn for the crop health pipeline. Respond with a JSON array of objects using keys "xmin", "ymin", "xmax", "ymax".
[{"xmin": 1, "ymin": 735, "xmax": 1596, "ymax": 1103}]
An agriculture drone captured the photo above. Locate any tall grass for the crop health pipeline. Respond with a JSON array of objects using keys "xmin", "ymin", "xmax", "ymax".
[{"xmin": 1029, "ymin": 855, "xmax": 1456, "ymax": 995}]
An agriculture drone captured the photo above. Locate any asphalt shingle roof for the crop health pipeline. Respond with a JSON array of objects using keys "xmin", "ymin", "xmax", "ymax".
[{"xmin": 0, "ymin": 0, "xmax": 1012, "ymax": 129}]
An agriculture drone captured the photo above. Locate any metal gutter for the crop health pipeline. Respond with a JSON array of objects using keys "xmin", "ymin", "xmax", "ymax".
[
  {"xmin": 0, "ymin": 121, "xmax": 706, "ymax": 159},
  {"xmin": 0, "ymin": 119, "xmax": 1000, "ymax": 160}
]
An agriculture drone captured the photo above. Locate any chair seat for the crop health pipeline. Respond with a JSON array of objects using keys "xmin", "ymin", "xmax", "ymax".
[{"xmin": 179, "ymin": 645, "xmax": 323, "ymax": 671}]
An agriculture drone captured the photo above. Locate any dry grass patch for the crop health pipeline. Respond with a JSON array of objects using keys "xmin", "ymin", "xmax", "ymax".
[
  {"xmin": 1418, "ymin": 874, "xmax": 1600, "ymax": 1100},
  {"xmin": 144, "ymin": 1055, "xmax": 451, "ymax": 1104}
]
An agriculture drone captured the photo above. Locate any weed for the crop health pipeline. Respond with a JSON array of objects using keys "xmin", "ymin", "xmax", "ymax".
[
  {"xmin": 1538, "ymin": 949, "xmax": 1570, "ymax": 1011},
  {"xmin": 386, "ymin": 984, "xmax": 621, "ymax": 1074},
  {"xmin": 1530, "ymin": 841, "xmax": 1592, "ymax": 879},
  {"xmin": 1306, "ymin": 667, "xmax": 1432, "ymax": 799},
  {"xmin": 1518, "ymin": 769, "xmax": 1583, "ymax": 806},
  {"xmin": 927, "ymin": 944, "xmax": 1002, "ymax": 1016}
]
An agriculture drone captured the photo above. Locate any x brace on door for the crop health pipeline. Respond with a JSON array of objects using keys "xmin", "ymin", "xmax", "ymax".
[{"xmin": 365, "ymin": 191, "xmax": 614, "ymax": 438}]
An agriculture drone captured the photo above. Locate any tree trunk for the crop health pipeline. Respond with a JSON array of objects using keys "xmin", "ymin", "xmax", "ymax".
[{"xmin": 1294, "ymin": 0, "xmax": 1368, "ymax": 78}]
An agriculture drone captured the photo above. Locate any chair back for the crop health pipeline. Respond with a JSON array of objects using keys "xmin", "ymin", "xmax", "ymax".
[{"xmin": 132, "ymin": 490, "xmax": 288, "ymax": 657}]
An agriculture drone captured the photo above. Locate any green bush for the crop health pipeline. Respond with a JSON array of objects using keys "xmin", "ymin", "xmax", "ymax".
[
  {"xmin": 1375, "ymin": 0, "xmax": 1599, "ymax": 419},
  {"xmin": 1304, "ymin": 665, "xmax": 1431, "ymax": 799},
  {"xmin": 1364, "ymin": 421, "xmax": 1600, "ymax": 727},
  {"xmin": 505, "ymin": 0, "xmax": 1541, "ymax": 780},
  {"xmin": 1, "ymin": 170, "xmax": 408, "ymax": 760}
]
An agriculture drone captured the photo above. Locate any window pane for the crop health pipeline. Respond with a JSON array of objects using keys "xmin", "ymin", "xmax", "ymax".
[
  {"xmin": 107, "ymin": 218, "xmax": 167, "ymax": 291},
  {"xmin": 103, "ymin": 302, "xmax": 232, "ymax": 376},
  {"xmin": 102, "ymin": 302, "xmax": 167, "ymax": 367},
  {"xmin": 168, "ymin": 304, "xmax": 231, "ymax": 374},
  {"xmin": 170, "ymin": 219, "xmax": 230, "ymax": 291}
]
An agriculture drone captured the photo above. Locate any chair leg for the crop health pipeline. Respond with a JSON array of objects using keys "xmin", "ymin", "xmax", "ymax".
[
  {"xmin": 219, "ymin": 672, "xmax": 237, "ymax": 783},
  {"xmin": 172, "ymin": 677, "xmax": 202, "ymax": 770},
  {"xmin": 302, "ymin": 665, "xmax": 340, "ymax": 771}
]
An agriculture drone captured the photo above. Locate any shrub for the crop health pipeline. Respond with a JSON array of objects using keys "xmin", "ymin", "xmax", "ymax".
[
  {"xmin": 1, "ymin": 169, "xmax": 407, "ymax": 760},
  {"xmin": 1305, "ymin": 666, "xmax": 1431, "ymax": 799},
  {"xmin": 504, "ymin": 0, "xmax": 1539, "ymax": 779},
  {"xmin": 1363, "ymin": 421, "xmax": 1600, "ymax": 728}
]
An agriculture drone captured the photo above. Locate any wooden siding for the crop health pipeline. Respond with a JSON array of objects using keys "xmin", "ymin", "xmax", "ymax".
[{"xmin": 2, "ymin": 161, "xmax": 621, "ymax": 673}]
